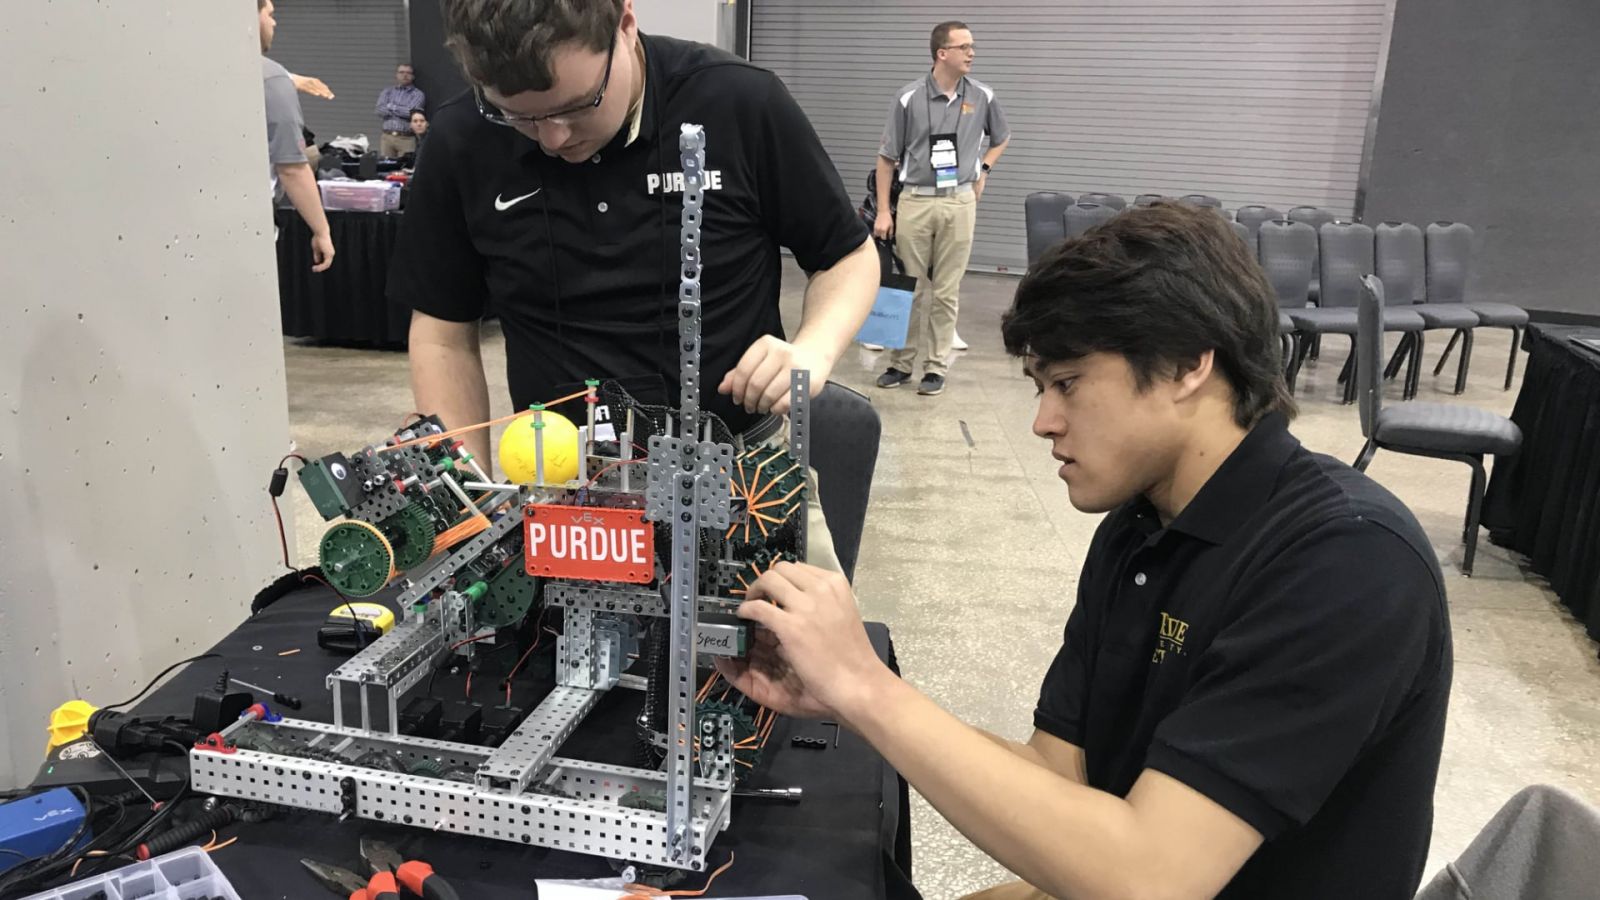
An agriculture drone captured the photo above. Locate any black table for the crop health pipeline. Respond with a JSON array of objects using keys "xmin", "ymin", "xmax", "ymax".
[
  {"xmin": 277, "ymin": 208, "xmax": 409, "ymax": 347},
  {"xmin": 1483, "ymin": 324, "xmax": 1600, "ymax": 646},
  {"xmin": 128, "ymin": 586, "xmax": 917, "ymax": 899}
]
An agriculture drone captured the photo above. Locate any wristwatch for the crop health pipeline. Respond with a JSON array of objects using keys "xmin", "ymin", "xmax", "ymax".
[{"xmin": 981, "ymin": 162, "xmax": 993, "ymax": 173}]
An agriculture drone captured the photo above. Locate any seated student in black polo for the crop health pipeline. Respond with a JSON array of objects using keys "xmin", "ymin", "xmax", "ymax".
[
  {"xmin": 716, "ymin": 202, "xmax": 1453, "ymax": 899},
  {"xmin": 392, "ymin": 0, "xmax": 876, "ymax": 467}
]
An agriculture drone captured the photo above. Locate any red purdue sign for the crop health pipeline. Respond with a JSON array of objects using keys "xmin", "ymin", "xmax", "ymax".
[{"xmin": 524, "ymin": 505, "xmax": 654, "ymax": 584}]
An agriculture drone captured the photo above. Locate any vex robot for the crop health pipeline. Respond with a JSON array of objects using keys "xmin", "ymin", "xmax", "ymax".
[{"xmin": 191, "ymin": 126, "xmax": 809, "ymax": 873}]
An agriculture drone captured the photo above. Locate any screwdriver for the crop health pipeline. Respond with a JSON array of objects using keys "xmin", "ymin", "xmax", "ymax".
[{"xmin": 229, "ymin": 676, "xmax": 303, "ymax": 710}]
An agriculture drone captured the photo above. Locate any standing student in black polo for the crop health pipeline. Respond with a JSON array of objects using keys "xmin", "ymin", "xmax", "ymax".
[
  {"xmin": 392, "ymin": 0, "xmax": 876, "ymax": 471},
  {"xmin": 718, "ymin": 203, "xmax": 1453, "ymax": 899}
]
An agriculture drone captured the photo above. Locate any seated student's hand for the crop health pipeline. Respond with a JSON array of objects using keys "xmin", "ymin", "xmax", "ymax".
[
  {"xmin": 715, "ymin": 562, "xmax": 890, "ymax": 725},
  {"xmin": 719, "ymin": 335, "xmax": 831, "ymax": 416}
]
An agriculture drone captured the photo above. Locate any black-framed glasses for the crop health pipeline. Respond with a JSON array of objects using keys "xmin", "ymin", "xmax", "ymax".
[
  {"xmin": 474, "ymin": 32, "xmax": 617, "ymax": 127},
  {"xmin": 943, "ymin": 42, "xmax": 976, "ymax": 53}
]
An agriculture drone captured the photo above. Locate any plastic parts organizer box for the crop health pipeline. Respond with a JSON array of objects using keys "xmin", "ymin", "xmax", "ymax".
[{"xmin": 20, "ymin": 846, "xmax": 240, "ymax": 900}]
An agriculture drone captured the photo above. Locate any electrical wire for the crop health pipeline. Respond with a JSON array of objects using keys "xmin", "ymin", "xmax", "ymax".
[
  {"xmin": 100, "ymin": 653, "xmax": 220, "ymax": 711},
  {"xmin": 619, "ymin": 852, "xmax": 734, "ymax": 899},
  {"xmin": 379, "ymin": 388, "xmax": 591, "ymax": 454},
  {"xmin": 299, "ymin": 571, "xmax": 371, "ymax": 652}
]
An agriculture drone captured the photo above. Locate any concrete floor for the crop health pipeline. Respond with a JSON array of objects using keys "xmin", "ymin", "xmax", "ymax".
[{"xmin": 284, "ymin": 261, "xmax": 1600, "ymax": 899}]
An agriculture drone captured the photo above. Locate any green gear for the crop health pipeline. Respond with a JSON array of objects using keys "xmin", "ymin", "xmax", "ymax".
[
  {"xmin": 698, "ymin": 699, "xmax": 762, "ymax": 778},
  {"xmin": 318, "ymin": 520, "xmax": 394, "ymax": 597},
  {"xmin": 479, "ymin": 565, "xmax": 540, "ymax": 628},
  {"xmin": 408, "ymin": 758, "xmax": 444, "ymax": 778},
  {"xmin": 381, "ymin": 504, "xmax": 437, "ymax": 571}
]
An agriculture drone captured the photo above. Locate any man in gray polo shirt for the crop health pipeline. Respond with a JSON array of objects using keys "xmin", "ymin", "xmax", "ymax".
[{"xmin": 873, "ymin": 20, "xmax": 1010, "ymax": 396}]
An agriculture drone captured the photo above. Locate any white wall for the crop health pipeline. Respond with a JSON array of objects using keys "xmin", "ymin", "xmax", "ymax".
[
  {"xmin": 0, "ymin": 2, "xmax": 293, "ymax": 786},
  {"xmin": 635, "ymin": 0, "xmax": 725, "ymax": 47}
]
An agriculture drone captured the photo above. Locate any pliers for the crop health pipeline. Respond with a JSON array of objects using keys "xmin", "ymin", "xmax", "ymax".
[
  {"xmin": 302, "ymin": 857, "xmax": 396, "ymax": 900},
  {"xmin": 301, "ymin": 838, "xmax": 459, "ymax": 900},
  {"xmin": 362, "ymin": 837, "xmax": 461, "ymax": 900}
]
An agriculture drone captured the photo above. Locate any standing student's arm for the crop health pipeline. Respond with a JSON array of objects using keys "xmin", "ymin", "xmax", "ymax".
[
  {"xmin": 387, "ymin": 125, "xmax": 495, "ymax": 460},
  {"xmin": 719, "ymin": 75, "xmax": 877, "ymax": 416}
]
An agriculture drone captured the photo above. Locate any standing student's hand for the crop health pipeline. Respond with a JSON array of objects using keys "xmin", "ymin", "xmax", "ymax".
[
  {"xmin": 718, "ymin": 335, "xmax": 831, "ymax": 417},
  {"xmin": 291, "ymin": 74, "xmax": 335, "ymax": 100},
  {"xmin": 310, "ymin": 230, "xmax": 335, "ymax": 272}
]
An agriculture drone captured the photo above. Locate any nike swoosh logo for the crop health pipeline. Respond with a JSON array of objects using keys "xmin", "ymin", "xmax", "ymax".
[{"xmin": 494, "ymin": 189, "xmax": 542, "ymax": 211}]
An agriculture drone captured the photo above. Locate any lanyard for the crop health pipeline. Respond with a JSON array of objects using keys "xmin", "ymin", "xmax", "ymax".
[{"xmin": 926, "ymin": 76, "xmax": 967, "ymax": 139}]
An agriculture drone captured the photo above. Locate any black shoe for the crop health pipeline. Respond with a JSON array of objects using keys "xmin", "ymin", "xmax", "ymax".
[
  {"xmin": 917, "ymin": 373, "xmax": 946, "ymax": 395},
  {"xmin": 876, "ymin": 368, "xmax": 912, "ymax": 389}
]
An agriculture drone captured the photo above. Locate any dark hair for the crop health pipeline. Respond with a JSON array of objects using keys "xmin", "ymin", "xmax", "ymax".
[
  {"xmin": 441, "ymin": 0, "xmax": 621, "ymax": 94},
  {"xmin": 1002, "ymin": 202, "xmax": 1296, "ymax": 427},
  {"xmin": 409, "ymin": 108, "xmax": 427, "ymax": 119},
  {"xmin": 930, "ymin": 21, "xmax": 969, "ymax": 60}
]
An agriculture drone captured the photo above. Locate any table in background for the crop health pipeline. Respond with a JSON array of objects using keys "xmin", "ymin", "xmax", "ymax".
[
  {"xmin": 128, "ymin": 586, "xmax": 918, "ymax": 900},
  {"xmin": 1483, "ymin": 324, "xmax": 1600, "ymax": 647},
  {"xmin": 276, "ymin": 208, "xmax": 408, "ymax": 347}
]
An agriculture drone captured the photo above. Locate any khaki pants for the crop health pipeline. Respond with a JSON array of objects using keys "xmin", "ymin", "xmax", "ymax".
[
  {"xmin": 380, "ymin": 132, "xmax": 417, "ymax": 158},
  {"xmin": 889, "ymin": 191, "xmax": 977, "ymax": 376},
  {"xmin": 960, "ymin": 884, "xmax": 1053, "ymax": 900}
]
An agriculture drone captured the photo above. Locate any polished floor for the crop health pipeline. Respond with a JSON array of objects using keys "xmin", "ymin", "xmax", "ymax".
[{"xmin": 284, "ymin": 262, "xmax": 1600, "ymax": 899}]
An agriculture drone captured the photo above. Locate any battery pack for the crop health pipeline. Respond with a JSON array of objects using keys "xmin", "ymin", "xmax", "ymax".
[{"xmin": 0, "ymin": 787, "xmax": 90, "ymax": 875}]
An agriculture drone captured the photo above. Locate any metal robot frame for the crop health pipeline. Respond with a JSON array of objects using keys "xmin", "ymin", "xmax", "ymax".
[{"xmin": 189, "ymin": 125, "xmax": 810, "ymax": 873}]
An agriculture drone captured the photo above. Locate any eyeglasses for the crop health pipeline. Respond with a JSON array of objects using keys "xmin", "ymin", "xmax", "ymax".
[
  {"xmin": 474, "ymin": 33, "xmax": 616, "ymax": 128},
  {"xmin": 943, "ymin": 43, "xmax": 976, "ymax": 53}
]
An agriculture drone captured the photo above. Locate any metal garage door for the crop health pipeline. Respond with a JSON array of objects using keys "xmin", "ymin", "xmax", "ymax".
[
  {"xmin": 263, "ymin": 0, "xmax": 411, "ymax": 146},
  {"xmin": 751, "ymin": 0, "xmax": 1391, "ymax": 272}
]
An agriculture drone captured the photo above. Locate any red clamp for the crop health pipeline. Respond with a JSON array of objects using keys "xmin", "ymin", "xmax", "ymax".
[{"xmin": 194, "ymin": 733, "xmax": 237, "ymax": 755}]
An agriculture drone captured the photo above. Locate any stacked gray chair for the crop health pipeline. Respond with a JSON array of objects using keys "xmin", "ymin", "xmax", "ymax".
[
  {"xmin": 1229, "ymin": 220, "xmax": 1251, "ymax": 245},
  {"xmin": 1375, "ymin": 222, "xmax": 1480, "ymax": 394},
  {"xmin": 1287, "ymin": 221, "xmax": 1425, "ymax": 403},
  {"xmin": 1233, "ymin": 204, "xmax": 1283, "ymax": 252},
  {"xmin": 1287, "ymin": 206, "xmax": 1337, "ymax": 302},
  {"xmin": 1024, "ymin": 191, "xmax": 1073, "ymax": 265},
  {"xmin": 1426, "ymin": 222, "xmax": 1530, "ymax": 389},
  {"xmin": 1353, "ymin": 276, "xmax": 1521, "ymax": 576},
  {"xmin": 1180, "ymin": 194, "xmax": 1223, "ymax": 208},
  {"xmin": 1078, "ymin": 192, "xmax": 1127, "ymax": 210},
  {"xmin": 1063, "ymin": 202, "xmax": 1119, "ymax": 237},
  {"xmin": 1256, "ymin": 219, "xmax": 1316, "ymax": 392},
  {"xmin": 1133, "ymin": 193, "xmax": 1166, "ymax": 207}
]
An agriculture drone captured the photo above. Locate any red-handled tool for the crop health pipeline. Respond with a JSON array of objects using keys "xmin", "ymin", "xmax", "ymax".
[
  {"xmin": 362, "ymin": 837, "xmax": 461, "ymax": 900},
  {"xmin": 302, "ymin": 858, "xmax": 398, "ymax": 900}
]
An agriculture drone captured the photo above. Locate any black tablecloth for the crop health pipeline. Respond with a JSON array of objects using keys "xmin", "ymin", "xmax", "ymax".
[
  {"xmin": 1484, "ymin": 324, "xmax": 1600, "ymax": 645},
  {"xmin": 277, "ymin": 208, "xmax": 409, "ymax": 347},
  {"xmin": 127, "ymin": 586, "xmax": 917, "ymax": 900}
]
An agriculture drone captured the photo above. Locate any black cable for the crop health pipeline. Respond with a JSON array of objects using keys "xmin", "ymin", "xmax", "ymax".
[
  {"xmin": 299, "ymin": 571, "xmax": 372, "ymax": 651},
  {"xmin": 100, "ymin": 653, "xmax": 220, "ymax": 712}
]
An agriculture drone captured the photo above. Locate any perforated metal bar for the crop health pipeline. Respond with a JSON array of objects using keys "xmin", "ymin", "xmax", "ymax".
[
  {"xmin": 189, "ymin": 744, "xmax": 720, "ymax": 870},
  {"xmin": 474, "ymin": 686, "xmax": 599, "ymax": 792}
]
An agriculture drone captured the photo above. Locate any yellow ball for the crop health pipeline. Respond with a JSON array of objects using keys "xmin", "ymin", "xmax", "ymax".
[{"xmin": 498, "ymin": 410, "xmax": 581, "ymax": 484}]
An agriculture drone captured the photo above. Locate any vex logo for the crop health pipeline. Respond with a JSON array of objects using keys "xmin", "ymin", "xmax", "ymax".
[
  {"xmin": 34, "ymin": 807, "xmax": 74, "ymax": 823},
  {"xmin": 647, "ymin": 170, "xmax": 724, "ymax": 195}
]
